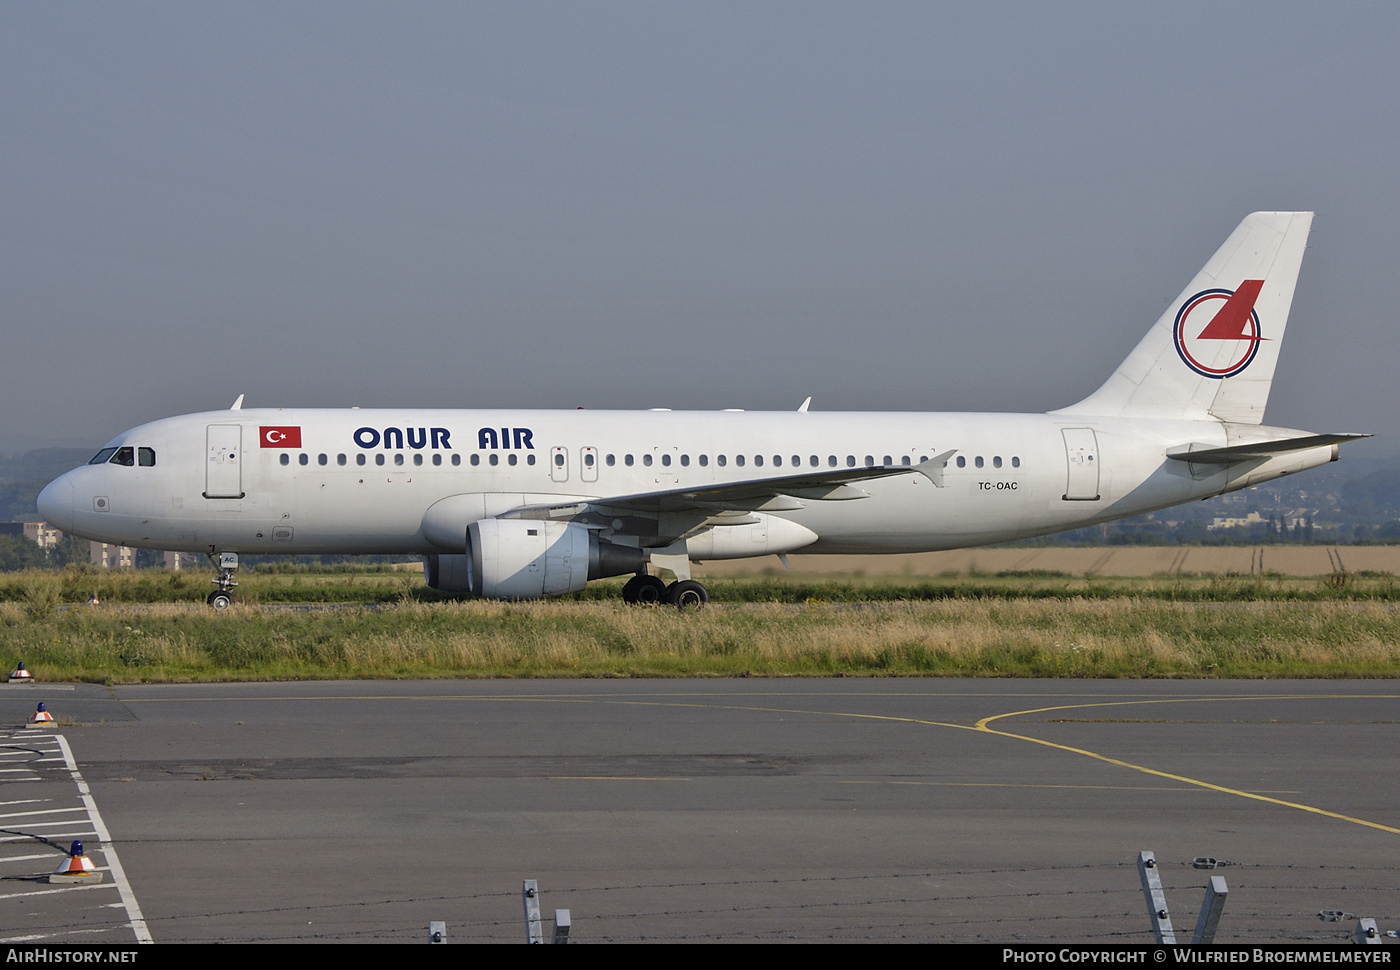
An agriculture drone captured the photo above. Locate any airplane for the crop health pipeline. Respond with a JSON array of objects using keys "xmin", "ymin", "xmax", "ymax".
[{"xmin": 37, "ymin": 212, "xmax": 1367, "ymax": 609}]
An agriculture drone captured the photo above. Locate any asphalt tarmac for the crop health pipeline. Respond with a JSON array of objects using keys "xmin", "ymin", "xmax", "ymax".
[{"xmin": 3, "ymin": 679, "xmax": 1397, "ymax": 944}]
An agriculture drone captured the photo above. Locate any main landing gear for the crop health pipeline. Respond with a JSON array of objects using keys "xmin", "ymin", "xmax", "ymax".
[
  {"xmin": 205, "ymin": 551, "xmax": 239, "ymax": 611},
  {"xmin": 621, "ymin": 573, "xmax": 710, "ymax": 609}
]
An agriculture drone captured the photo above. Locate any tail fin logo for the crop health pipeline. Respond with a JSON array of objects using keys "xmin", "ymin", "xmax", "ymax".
[{"xmin": 1172, "ymin": 280, "xmax": 1266, "ymax": 379}]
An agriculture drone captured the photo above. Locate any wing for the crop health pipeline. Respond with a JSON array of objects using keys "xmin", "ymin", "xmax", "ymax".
[{"xmin": 499, "ymin": 450, "xmax": 957, "ymax": 540}]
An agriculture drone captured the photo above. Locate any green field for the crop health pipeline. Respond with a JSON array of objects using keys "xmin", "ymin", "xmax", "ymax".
[{"xmin": 3, "ymin": 566, "xmax": 1398, "ymax": 683}]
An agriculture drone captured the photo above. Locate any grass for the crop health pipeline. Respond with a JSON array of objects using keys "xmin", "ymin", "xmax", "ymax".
[
  {"xmin": 3, "ymin": 594, "xmax": 1398, "ymax": 683},
  {"xmin": 2, "ymin": 565, "xmax": 1396, "ymax": 683},
  {"xmin": 3, "ymin": 567, "xmax": 1398, "ymax": 606}
]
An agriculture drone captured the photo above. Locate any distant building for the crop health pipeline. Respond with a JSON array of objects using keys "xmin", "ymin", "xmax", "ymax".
[
  {"xmin": 25, "ymin": 522, "xmax": 63, "ymax": 549},
  {"xmin": 1209, "ymin": 511, "xmax": 1264, "ymax": 530},
  {"xmin": 3, "ymin": 519, "xmax": 191, "ymax": 570},
  {"xmin": 1, "ymin": 520, "xmax": 65, "ymax": 549},
  {"xmin": 89, "ymin": 542, "xmax": 135, "ymax": 569}
]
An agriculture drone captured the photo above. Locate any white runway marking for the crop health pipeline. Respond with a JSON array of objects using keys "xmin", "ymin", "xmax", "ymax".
[{"xmin": 0, "ymin": 731, "xmax": 152, "ymax": 944}]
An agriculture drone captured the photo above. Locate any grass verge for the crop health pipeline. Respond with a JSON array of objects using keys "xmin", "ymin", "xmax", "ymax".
[{"xmin": 3, "ymin": 597, "xmax": 1398, "ymax": 683}]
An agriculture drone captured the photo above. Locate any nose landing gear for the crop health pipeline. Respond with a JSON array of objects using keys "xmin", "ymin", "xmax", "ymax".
[{"xmin": 205, "ymin": 551, "xmax": 239, "ymax": 610}]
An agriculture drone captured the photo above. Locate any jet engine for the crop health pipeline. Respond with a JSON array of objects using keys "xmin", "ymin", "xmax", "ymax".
[{"xmin": 424, "ymin": 518, "xmax": 645, "ymax": 599}]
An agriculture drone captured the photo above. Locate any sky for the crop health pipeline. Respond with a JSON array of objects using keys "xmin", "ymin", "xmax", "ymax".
[{"xmin": 3, "ymin": 3, "xmax": 1397, "ymax": 457}]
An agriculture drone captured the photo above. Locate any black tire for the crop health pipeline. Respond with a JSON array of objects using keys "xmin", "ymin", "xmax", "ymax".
[
  {"xmin": 622, "ymin": 575, "xmax": 668, "ymax": 605},
  {"xmin": 208, "ymin": 591, "xmax": 233, "ymax": 611},
  {"xmin": 667, "ymin": 580, "xmax": 709, "ymax": 610}
]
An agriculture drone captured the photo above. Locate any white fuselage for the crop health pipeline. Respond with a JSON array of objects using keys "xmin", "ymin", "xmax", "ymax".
[{"xmin": 39, "ymin": 407, "xmax": 1335, "ymax": 558}]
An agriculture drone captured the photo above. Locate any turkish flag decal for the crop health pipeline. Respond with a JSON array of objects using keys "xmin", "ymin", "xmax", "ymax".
[{"xmin": 260, "ymin": 426, "xmax": 302, "ymax": 448}]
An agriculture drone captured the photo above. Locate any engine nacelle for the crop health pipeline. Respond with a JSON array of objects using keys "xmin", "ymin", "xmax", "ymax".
[
  {"xmin": 424, "ymin": 518, "xmax": 645, "ymax": 599},
  {"xmin": 685, "ymin": 514, "xmax": 818, "ymax": 559}
]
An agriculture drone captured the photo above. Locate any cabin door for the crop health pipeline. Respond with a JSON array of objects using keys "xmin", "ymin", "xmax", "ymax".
[
  {"xmin": 1061, "ymin": 428, "xmax": 1100, "ymax": 501},
  {"xmin": 205, "ymin": 425, "xmax": 244, "ymax": 499}
]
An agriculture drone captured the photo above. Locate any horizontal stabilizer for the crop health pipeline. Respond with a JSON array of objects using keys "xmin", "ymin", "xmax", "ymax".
[{"xmin": 1166, "ymin": 433, "xmax": 1370, "ymax": 465}]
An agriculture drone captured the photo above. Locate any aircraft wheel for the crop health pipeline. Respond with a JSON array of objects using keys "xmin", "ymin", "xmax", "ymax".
[
  {"xmin": 622, "ymin": 575, "xmax": 668, "ymax": 605},
  {"xmin": 207, "ymin": 591, "xmax": 233, "ymax": 611},
  {"xmin": 667, "ymin": 580, "xmax": 709, "ymax": 610}
]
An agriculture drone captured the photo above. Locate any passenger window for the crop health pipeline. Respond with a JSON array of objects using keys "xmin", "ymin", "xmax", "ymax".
[
  {"xmin": 415, "ymin": 454, "xmax": 424, "ymax": 466},
  {"xmin": 681, "ymin": 454, "xmax": 689, "ymax": 466},
  {"xmin": 585, "ymin": 453, "xmax": 595, "ymax": 467},
  {"xmin": 357, "ymin": 454, "xmax": 367, "ymax": 466},
  {"xmin": 138, "ymin": 447, "xmax": 156, "ymax": 467},
  {"xmin": 753, "ymin": 455, "xmax": 762, "ymax": 467},
  {"xmin": 89, "ymin": 448, "xmax": 118, "ymax": 465},
  {"xmin": 527, "ymin": 455, "xmax": 536, "ymax": 465},
  {"xmin": 1012, "ymin": 456, "xmax": 1020, "ymax": 468},
  {"xmin": 376, "ymin": 454, "xmax": 385, "ymax": 466},
  {"xmin": 432, "ymin": 454, "xmax": 441, "ymax": 466},
  {"xmin": 993, "ymin": 456, "xmax": 1002, "ymax": 468},
  {"xmin": 864, "ymin": 456, "xmax": 874, "ymax": 467},
  {"xmin": 490, "ymin": 454, "xmax": 499, "ymax": 466},
  {"xmin": 975, "ymin": 456, "xmax": 984, "ymax": 468},
  {"xmin": 606, "ymin": 454, "xmax": 615, "ymax": 466},
  {"xmin": 299, "ymin": 453, "xmax": 310, "ymax": 466},
  {"xmin": 318, "ymin": 454, "xmax": 328, "ymax": 466},
  {"xmin": 773, "ymin": 455, "xmax": 782, "ymax": 467},
  {"xmin": 736, "ymin": 455, "xmax": 745, "ymax": 467},
  {"xmin": 828, "ymin": 456, "xmax": 837, "ymax": 467},
  {"xmin": 471, "ymin": 454, "xmax": 480, "ymax": 466},
  {"xmin": 452, "ymin": 454, "xmax": 461, "ymax": 466},
  {"xmin": 699, "ymin": 455, "xmax": 709, "ymax": 467},
  {"xmin": 110, "ymin": 447, "xmax": 135, "ymax": 466},
  {"xmin": 338, "ymin": 454, "xmax": 347, "ymax": 466},
  {"xmin": 717, "ymin": 455, "xmax": 726, "ymax": 467},
  {"xmin": 661, "ymin": 454, "xmax": 671, "ymax": 467},
  {"xmin": 643, "ymin": 454, "xmax": 653, "ymax": 466},
  {"xmin": 791, "ymin": 455, "xmax": 800, "ymax": 467},
  {"xmin": 625, "ymin": 454, "xmax": 634, "ymax": 467},
  {"xmin": 957, "ymin": 456, "xmax": 966, "ymax": 468},
  {"xmin": 810, "ymin": 456, "xmax": 819, "ymax": 467},
  {"xmin": 902, "ymin": 456, "xmax": 912, "ymax": 466},
  {"xmin": 508, "ymin": 454, "xmax": 517, "ymax": 466},
  {"xmin": 280, "ymin": 453, "xmax": 290, "ymax": 466},
  {"xmin": 883, "ymin": 455, "xmax": 892, "ymax": 465},
  {"xmin": 394, "ymin": 454, "xmax": 404, "ymax": 466},
  {"xmin": 846, "ymin": 456, "xmax": 855, "ymax": 467}
]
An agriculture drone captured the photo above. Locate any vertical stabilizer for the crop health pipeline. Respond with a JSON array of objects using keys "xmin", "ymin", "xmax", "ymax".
[{"xmin": 1056, "ymin": 212, "xmax": 1313, "ymax": 424}]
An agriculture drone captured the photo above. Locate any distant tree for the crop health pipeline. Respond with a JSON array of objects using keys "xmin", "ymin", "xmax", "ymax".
[
  {"xmin": 0, "ymin": 535, "xmax": 50, "ymax": 571},
  {"xmin": 135, "ymin": 548, "xmax": 167, "ymax": 569},
  {"xmin": 47, "ymin": 534, "xmax": 90, "ymax": 568}
]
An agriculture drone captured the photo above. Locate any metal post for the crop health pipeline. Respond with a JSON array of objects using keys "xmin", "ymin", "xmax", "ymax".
[
  {"xmin": 429, "ymin": 921, "xmax": 446, "ymax": 944},
  {"xmin": 552, "ymin": 909, "xmax": 571, "ymax": 944},
  {"xmin": 1192, "ymin": 876, "xmax": 1228, "ymax": 944},
  {"xmin": 1138, "ymin": 851, "xmax": 1176, "ymax": 944},
  {"xmin": 1355, "ymin": 918, "xmax": 1381, "ymax": 944},
  {"xmin": 523, "ymin": 879, "xmax": 544, "ymax": 944}
]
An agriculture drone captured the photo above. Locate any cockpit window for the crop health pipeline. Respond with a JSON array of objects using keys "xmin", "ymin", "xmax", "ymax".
[
  {"xmin": 138, "ymin": 447, "xmax": 156, "ymax": 467},
  {"xmin": 89, "ymin": 448, "xmax": 118, "ymax": 465},
  {"xmin": 109, "ymin": 447, "xmax": 135, "ymax": 467}
]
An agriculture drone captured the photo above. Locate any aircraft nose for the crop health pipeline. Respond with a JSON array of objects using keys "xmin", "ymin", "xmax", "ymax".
[{"xmin": 36, "ymin": 475, "xmax": 75, "ymax": 533}]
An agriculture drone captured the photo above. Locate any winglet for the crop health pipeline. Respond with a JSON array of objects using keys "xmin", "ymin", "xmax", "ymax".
[
  {"xmin": 798, "ymin": 397, "xmax": 811, "ymax": 413},
  {"xmin": 230, "ymin": 394, "xmax": 244, "ymax": 411}
]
